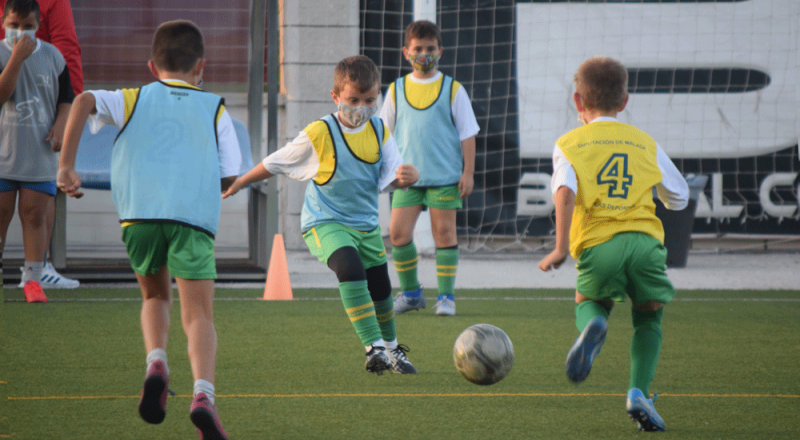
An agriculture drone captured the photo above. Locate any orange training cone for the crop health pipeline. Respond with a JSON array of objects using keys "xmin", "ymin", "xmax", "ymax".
[{"xmin": 262, "ymin": 234, "xmax": 293, "ymax": 300}]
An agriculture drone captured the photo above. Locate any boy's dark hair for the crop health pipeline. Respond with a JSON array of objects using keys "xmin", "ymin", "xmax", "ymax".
[
  {"xmin": 3, "ymin": 0, "xmax": 40, "ymax": 21},
  {"xmin": 333, "ymin": 55, "xmax": 380, "ymax": 94},
  {"xmin": 151, "ymin": 20, "xmax": 204, "ymax": 73},
  {"xmin": 405, "ymin": 20, "xmax": 442, "ymax": 47},
  {"xmin": 574, "ymin": 56, "xmax": 628, "ymax": 112}
]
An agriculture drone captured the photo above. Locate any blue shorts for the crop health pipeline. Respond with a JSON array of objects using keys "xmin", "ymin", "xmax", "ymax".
[{"xmin": 0, "ymin": 178, "xmax": 57, "ymax": 196}]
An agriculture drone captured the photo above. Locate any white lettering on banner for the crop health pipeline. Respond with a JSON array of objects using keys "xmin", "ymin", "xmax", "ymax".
[
  {"xmin": 516, "ymin": 172, "xmax": 797, "ymax": 221},
  {"xmin": 758, "ymin": 173, "xmax": 799, "ymax": 219},
  {"xmin": 694, "ymin": 173, "xmax": 744, "ymax": 219},
  {"xmin": 516, "ymin": 0, "xmax": 798, "ymax": 159},
  {"xmin": 517, "ymin": 173, "xmax": 554, "ymax": 217}
]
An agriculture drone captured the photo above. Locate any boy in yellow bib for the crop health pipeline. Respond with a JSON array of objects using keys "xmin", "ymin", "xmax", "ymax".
[
  {"xmin": 58, "ymin": 20, "xmax": 239, "ymax": 440},
  {"xmin": 381, "ymin": 20, "xmax": 479, "ymax": 316},
  {"xmin": 224, "ymin": 55, "xmax": 421, "ymax": 376},
  {"xmin": 538, "ymin": 56, "xmax": 688, "ymax": 432}
]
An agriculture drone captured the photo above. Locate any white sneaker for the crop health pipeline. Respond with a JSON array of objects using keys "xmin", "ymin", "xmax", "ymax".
[
  {"xmin": 434, "ymin": 294, "xmax": 456, "ymax": 316},
  {"xmin": 18, "ymin": 262, "xmax": 80, "ymax": 289}
]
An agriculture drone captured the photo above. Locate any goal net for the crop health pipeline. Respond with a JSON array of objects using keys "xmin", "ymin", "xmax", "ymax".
[{"xmin": 361, "ymin": 0, "xmax": 799, "ymax": 252}]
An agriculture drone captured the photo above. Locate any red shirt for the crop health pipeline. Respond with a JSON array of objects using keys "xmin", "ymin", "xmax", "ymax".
[{"xmin": 1, "ymin": 0, "xmax": 83, "ymax": 94}]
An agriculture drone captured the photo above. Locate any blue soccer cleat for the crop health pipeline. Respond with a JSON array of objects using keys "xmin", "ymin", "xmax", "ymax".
[
  {"xmin": 565, "ymin": 316, "xmax": 607, "ymax": 383},
  {"xmin": 393, "ymin": 287, "xmax": 426, "ymax": 314},
  {"xmin": 627, "ymin": 387, "xmax": 666, "ymax": 431}
]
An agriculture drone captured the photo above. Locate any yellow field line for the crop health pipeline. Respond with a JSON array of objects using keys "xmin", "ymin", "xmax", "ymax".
[{"xmin": 8, "ymin": 392, "xmax": 799, "ymax": 401}]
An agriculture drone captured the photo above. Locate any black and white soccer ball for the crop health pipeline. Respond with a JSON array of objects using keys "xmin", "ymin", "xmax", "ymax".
[{"xmin": 453, "ymin": 323, "xmax": 514, "ymax": 385}]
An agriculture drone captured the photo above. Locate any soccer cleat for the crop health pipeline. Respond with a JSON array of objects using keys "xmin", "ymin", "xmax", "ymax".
[
  {"xmin": 434, "ymin": 294, "xmax": 456, "ymax": 316},
  {"xmin": 393, "ymin": 287, "xmax": 426, "ymax": 314},
  {"xmin": 565, "ymin": 316, "xmax": 607, "ymax": 383},
  {"xmin": 388, "ymin": 344, "xmax": 418, "ymax": 374},
  {"xmin": 627, "ymin": 388, "xmax": 666, "ymax": 432},
  {"xmin": 18, "ymin": 263, "xmax": 79, "ymax": 289},
  {"xmin": 190, "ymin": 392, "xmax": 229, "ymax": 440},
  {"xmin": 139, "ymin": 360, "xmax": 169, "ymax": 424},
  {"xmin": 364, "ymin": 345, "xmax": 392, "ymax": 375},
  {"xmin": 23, "ymin": 280, "xmax": 48, "ymax": 303}
]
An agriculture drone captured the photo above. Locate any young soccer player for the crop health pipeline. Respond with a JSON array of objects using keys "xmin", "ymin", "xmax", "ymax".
[
  {"xmin": 380, "ymin": 20, "xmax": 479, "ymax": 317},
  {"xmin": 537, "ymin": 56, "xmax": 689, "ymax": 432},
  {"xmin": 223, "ymin": 55, "xmax": 421, "ymax": 375},
  {"xmin": 0, "ymin": 0, "xmax": 74, "ymax": 302},
  {"xmin": 57, "ymin": 20, "xmax": 240, "ymax": 440}
]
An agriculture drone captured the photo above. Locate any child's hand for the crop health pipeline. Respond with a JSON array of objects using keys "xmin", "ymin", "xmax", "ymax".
[
  {"xmin": 394, "ymin": 164, "xmax": 419, "ymax": 188},
  {"xmin": 222, "ymin": 178, "xmax": 244, "ymax": 199},
  {"xmin": 537, "ymin": 249, "xmax": 568, "ymax": 272},
  {"xmin": 10, "ymin": 34, "xmax": 36, "ymax": 61},
  {"xmin": 57, "ymin": 167, "xmax": 84, "ymax": 199},
  {"xmin": 459, "ymin": 173, "xmax": 474, "ymax": 199},
  {"xmin": 47, "ymin": 115, "xmax": 68, "ymax": 152}
]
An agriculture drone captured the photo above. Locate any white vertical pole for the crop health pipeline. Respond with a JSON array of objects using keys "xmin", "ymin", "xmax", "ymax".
[
  {"xmin": 414, "ymin": 0, "xmax": 436, "ymax": 22},
  {"xmin": 411, "ymin": 0, "xmax": 437, "ymax": 256}
]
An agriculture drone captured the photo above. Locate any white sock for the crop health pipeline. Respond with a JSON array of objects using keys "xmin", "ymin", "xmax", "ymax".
[
  {"xmin": 366, "ymin": 339, "xmax": 385, "ymax": 352},
  {"xmin": 146, "ymin": 348, "xmax": 168, "ymax": 375},
  {"xmin": 23, "ymin": 261, "xmax": 45, "ymax": 282},
  {"xmin": 194, "ymin": 379, "xmax": 215, "ymax": 405},
  {"xmin": 384, "ymin": 339, "xmax": 398, "ymax": 351}
]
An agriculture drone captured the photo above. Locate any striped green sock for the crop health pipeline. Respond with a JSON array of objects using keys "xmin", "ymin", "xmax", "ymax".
[
  {"xmin": 339, "ymin": 280, "xmax": 381, "ymax": 346},
  {"xmin": 436, "ymin": 246, "xmax": 459, "ymax": 296},
  {"xmin": 630, "ymin": 307, "xmax": 664, "ymax": 398},
  {"xmin": 392, "ymin": 242, "xmax": 420, "ymax": 292},
  {"xmin": 373, "ymin": 297, "xmax": 396, "ymax": 343}
]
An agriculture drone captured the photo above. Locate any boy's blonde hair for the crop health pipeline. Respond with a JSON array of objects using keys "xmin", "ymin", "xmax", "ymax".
[
  {"xmin": 404, "ymin": 20, "xmax": 442, "ymax": 47},
  {"xmin": 151, "ymin": 20, "xmax": 204, "ymax": 73},
  {"xmin": 574, "ymin": 56, "xmax": 628, "ymax": 112},
  {"xmin": 333, "ymin": 55, "xmax": 380, "ymax": 94}
]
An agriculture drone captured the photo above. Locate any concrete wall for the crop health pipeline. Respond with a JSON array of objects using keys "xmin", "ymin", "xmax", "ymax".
[{"xmin": 279, "ymin": 0, "xmax": 360, "ymax": 250}]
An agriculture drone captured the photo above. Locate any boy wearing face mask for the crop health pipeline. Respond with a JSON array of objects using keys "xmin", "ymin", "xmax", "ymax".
[
  {"xmin": 57, "ymin": 20, "xmax": 239, "ymax": 440},
  {"xmin": 380, "ymin": 20, "xmax": 479, "ymax": 317},
  {"xmin": 0, "ymin": 0, "xmax": 73, "ymax": 302},
  {"xmin": 223, "ymin": 55, "xmax": 421, "ymax": 376}
]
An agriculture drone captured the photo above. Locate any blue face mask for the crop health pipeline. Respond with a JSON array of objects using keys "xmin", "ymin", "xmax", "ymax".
[{"xmin": 4, "ymin": 28, "xmax": 37, "ymax": 45}]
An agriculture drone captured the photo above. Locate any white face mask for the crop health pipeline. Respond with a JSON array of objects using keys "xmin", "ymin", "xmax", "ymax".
[{"xmin": 4, "ymin": 27, "xmax": 37, "ymax": 45}]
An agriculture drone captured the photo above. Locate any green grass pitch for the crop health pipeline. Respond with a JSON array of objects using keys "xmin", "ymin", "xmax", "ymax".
[{"xmin": 3, "ymin": 287, "xmax": 799, "ymax": 439}]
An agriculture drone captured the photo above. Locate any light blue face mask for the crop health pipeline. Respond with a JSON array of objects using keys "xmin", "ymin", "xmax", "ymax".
[{"xmin": 4, "ymin": 28, "xmax": 37, "ymax": 45}]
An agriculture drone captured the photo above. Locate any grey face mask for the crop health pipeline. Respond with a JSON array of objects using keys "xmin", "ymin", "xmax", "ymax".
[{"xmin": 337, "ymin": 102, "xmax": 377, "ymax": 128}]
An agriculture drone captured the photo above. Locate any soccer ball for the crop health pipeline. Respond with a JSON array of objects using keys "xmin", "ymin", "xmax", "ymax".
[{"xmin": 453, "ymin": 323, "xmax": 514, "ymax": 385}]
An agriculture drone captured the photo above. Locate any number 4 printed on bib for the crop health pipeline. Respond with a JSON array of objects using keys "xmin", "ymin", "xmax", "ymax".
[{"xmin": 597, "ymin": 153, "xmax": 632, "ymax": 198}]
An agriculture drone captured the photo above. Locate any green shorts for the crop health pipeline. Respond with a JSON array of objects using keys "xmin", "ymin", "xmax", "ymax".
[
  {"xmin": 391, "ymin": 185, "xmax": 462, "ymax": 210},
  {"xmin": 121, "ymin": 222, "xmax": 217, "ymax": 279},
  {"xmin": 303, "ymin": 222, "xmax": 387, "ymax": 269},
  {"xmin": 575, "ymin": 232, "xmax": 675, "ymax": 305}
]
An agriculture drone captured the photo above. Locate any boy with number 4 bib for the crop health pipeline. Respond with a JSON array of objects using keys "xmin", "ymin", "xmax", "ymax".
[
  {"xmin": 538, "ymin": 56, "xmax": 688, "ymax": 432},
  {"xmin": 223, "ymin": 55, "xmax": 420, "ymax": 376}
]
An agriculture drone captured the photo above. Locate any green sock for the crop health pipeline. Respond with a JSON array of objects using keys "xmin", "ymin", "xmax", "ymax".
[
  {"xmin": 373, "ymin": 297, "xmax": 396, "ymax": 343},
  {"xmin": 575, "ymin": 300, "xmax": 609, "ymax": 332},
  {"xmin": 392, "ymin": 242, "xmax": 420, "ymax": 292},
  {"xmin": 630, "ymin": 307, "xmax": 664, "ymax": 398},
  {"xmin": 339, "ymin": 280, "xmax": 382, "ymax": 346},
  {"xmin": 436, "ymin": 246, "xmax": 459, "ymax": 296}
]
